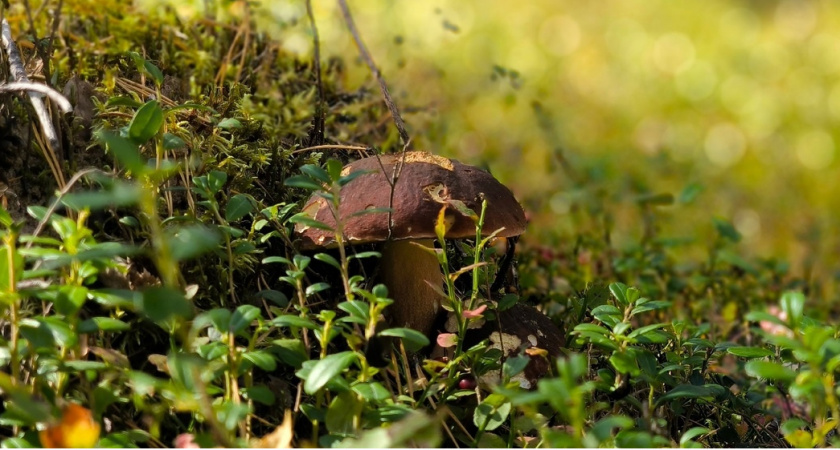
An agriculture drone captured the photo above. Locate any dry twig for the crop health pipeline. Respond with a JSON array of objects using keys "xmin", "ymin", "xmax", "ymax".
[
  {"xmin": 336, "ymin": 0, "xmax": 410, "ymax": 148},
  {"xmin": 1, "ymin": 18, "xmax": 71, "ymax": 187}
]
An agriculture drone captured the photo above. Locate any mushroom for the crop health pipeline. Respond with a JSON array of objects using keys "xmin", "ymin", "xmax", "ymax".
[
  {"xmin": 442, "ymin": 303, "xmax": 563, "ymax": 389},
  {"xmin": 294, "ymin": 151, "xmax": 526, "ymax": 337}
]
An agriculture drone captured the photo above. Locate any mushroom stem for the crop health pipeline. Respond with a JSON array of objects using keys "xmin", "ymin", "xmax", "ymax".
[{"xmin": 378, "ymin": 239, "xmax": 443, "ymax": 337}]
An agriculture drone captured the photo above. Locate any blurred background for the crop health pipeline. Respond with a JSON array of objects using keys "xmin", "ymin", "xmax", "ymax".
[{"xmin": 139, "ymin": 0, "xmax": 840, "ymax": 292}]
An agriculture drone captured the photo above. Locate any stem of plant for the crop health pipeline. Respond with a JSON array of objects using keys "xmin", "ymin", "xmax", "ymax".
[
  {"xmin": 4, "ymin": 231, "xmax": 19, "ymax": 386},
  {"xmin": 468, "ymin": 200, "xmax": 488, "ymax": 312}
]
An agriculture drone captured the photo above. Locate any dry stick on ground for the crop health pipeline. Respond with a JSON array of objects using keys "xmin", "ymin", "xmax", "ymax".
[
  {"xmin": 290, "ymin": 144, "xmax": 370, "ymax": 155},
  {"xmin": 1, "ymin": 19, "xmax": 71, "ymax": 188}
]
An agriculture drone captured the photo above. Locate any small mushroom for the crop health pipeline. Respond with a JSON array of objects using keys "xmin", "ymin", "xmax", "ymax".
[
  {"xmin": 465, "ymin": 303, "xmax": 565, "ymax": 389},
  {"xmin": 294, "ymin": 151, "xmax": 526, "ymax": 337}
]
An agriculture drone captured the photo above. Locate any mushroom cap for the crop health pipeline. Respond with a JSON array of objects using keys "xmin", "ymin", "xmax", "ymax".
[
  {"xmin": 295, "ymin": 151, "xmax": 526, "ymax": 249},
  {"xmin": 469, "ymin": 303, "xmax": 565, "ymax": 390}
]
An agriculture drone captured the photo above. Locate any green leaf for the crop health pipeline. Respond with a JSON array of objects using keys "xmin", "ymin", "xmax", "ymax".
[
  {"xmin": 53, "ymin": 285, "xmax": 88, "ymax": 316},
  {"xmin": 271, "ymin": 315, "xmax": 319, "ymax": 330},
  {"xmin": 713, "ymin": 217, "xmax": 741, "ymax": 243},
  {"xmin": 591, "ymin": 304, "xmax": 622, "ymax": 328},
  {"xmin": 498, "ymin": 293, "xmax": 518, "ymax": 311},
  {"xmin": 1, "ymin": 437, "xmax": 36, "ymax": 448},
  {"xmin": 302, "ymin": 351, "xmax": 357, "ymax": 394},
  {"xmin": 194, "ymin": 308, "xmax": 231, "ymax": 333},
  {"xmin": 95, "ymin": 130, "xmax": 146, "ymax": 174},
  {"xmin": 217, "ymin": 118, "xmax": 243, "ymax": 130},
  {"xmin": 129, "ymin": 52, "xmax": 163, "ymax": 85},
  {"xmin": 63, "ymin": 360, "xmax": 109, "ymax": 371},
  {"xmin": 98, "ymin": 430, "xmax": 151, "ymax": 448},
  {"xmin": 262, "ymin": 256, "xmax": 292, "ymax": 265},
  {"xmin": 0, "ymin": 245, "xmax": 22, "ymax": 295},
  {"xmin": 168, "ymin": 352, "xmax": 205, "ymax": 391},
  {"xmin": 77, "ymin": 242, "xmax": 141, "ymax": 261},
  {"xmin": 678, "ymin": 182, "xmax": 704, "ymax": 204},
  {"xmin": 255, "ymin": 289, "xmax": 288, "ymax": 307},
  {"xmin": 300, "ymin": 165, "xmax": 331, "ymax": 184},
  {"xmin": 242, "ymin": 351, "xmax": 277, "ymax": 371},
  {"xmin": 217, "ymin": 402, "xmax": 250, "ymax": 431},
  {"xmin": 337, "ymin": 300, "xmax": 370, "ymax": 325},
  {"xmin": 727, "ymin": 346, "xmax": 774, "ymax": 358},
  {"xmin": 745, "ymin": 360, "xmax": 796, "ymax": 382},
  {"xmin": 503, "ymin": 354, "xmax": 530, "ymax": 378},
  {"xmin": 105, "ymin": 96, "xmax": 144, "ymax": 108},
  {"xmin": 78, "ymin": 317, "xmax": 131, "ymax": 333},
  {"xmin": 271, "ymin": 338, "xmax": 308, "ymax": 368},
  {"xmin": 230, "ymin": 305, "xmax": 261, "ymax": 334},
  {"xmin": 378, "ymin": 328, "xmax": 430, "ymax": 352},
  {"xmin": 284, "ymin": 175, "xmax": 325, "ymax": 191},
  {"xmin": 326, "ymin": 159, "xmax": 344, "ymax": 181},
  {"xmin": 609, "ymin": 282, "xmax": 629, "ymax": 307},
  {"xmin": 348, "ymin": 251, "xmax": 381, "ymax": 261},
  {"xmin": 305, "ymin": 282, "xmax": 330, "ymax": 297},
  {"xmin": 630, "ymin": 300, "xmax": 671, "ymax": 316},
  {"xmin": 128, "ymin": 100, "xmax": 164, "ymax": 144},
  {"xmin": 288, "ymin": 213, "xmax": 333, "ymax": 231},
  {"xmin": 680, "ymin": 427, "xmax": 710, "ymax": 447},
  {"xmin": 208, "ymin": 170, "xmax": 227, "ymax": 193},
  {"xmin": 241, "ymin": 385, "xmax": 276, "ymax": 406},
  {"xmin": 326, "ymin": 390, "xmax": 364, "ymax": 435},
  {"xmin": 163, "ymin": 133, "xmax": 185, "ymax": 150},
  {"xmin": 610, "ymin": 350, "xmax": 640, "ymax": 376},
  {"xmin": 314, "ymin": 253, "xmax": 341, "ymax": 270},
  {"xmin": 573, "ymin": 323, "xmax": 611, "ymax": 335},
  {"xmin": 473, "ymin": 395, "xmax": 511, "ymax": 432},
  {"xmin": 89, "ymin": 289, "xmax": 137, "ymax": 309},
  {"xmin": 143, "ymin": 61, "xmax": 164, "ymax": 85},
  {"xmin": 780, "ymin": 291, "xmax": 805, "ymax": 329},
  {"xmin": 336, "ymin": 411, "xmax": 440, "ymax": 448},
  {"xmin": 0, "ymin": 204, "xmax": 13, "ymax": 228},
  {"xmin": 168, "ymin": 225, "xmax": 221, "ymax": 261},
  {"xmin": 745, "ymin": 311, "xmax": 786, "ymax": 328},
  {"xmin": 636, "ymin": 192, "xmax": 674, "ymax": 206},
  {"xmin": 627, "ymin": 323, "xmax": 669, "ymax": 339},
  {"xmin": 589, "ymin": 415, "xmax": 634, "ymax": 442},
  {"xmin": 656, "ymin": 384, "xmax": 726, "ymax": 406},
  {"xmin": 616, "ymin": 431, "xmax": 669, "ymax": 448},
  {"xmin": 0, "ymin": 373, "xmax": 52, "ymax": 425},
  {"xmin": 352, "ymin": 382, "xmax": 391, "ymax": 402},
  {"xmin": 137, "ymin": 287, "xmax": 193, "ymax": 323},
  {"xmin": 225, "ymin": 194, "xmax": 255, "ymax": 222},
  {"xmin": 21, "ymin": 317, "xmax": 76, "ymax": 348}
]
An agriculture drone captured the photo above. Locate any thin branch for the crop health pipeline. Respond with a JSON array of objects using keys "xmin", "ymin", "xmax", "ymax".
[
  {"xmin": 45, "ymin": 0, "xmax": 64, "ymax": 68},
  {"xmin": 385, "ymin": 140, "xmax": 410, "ymax": 240},
  {"xmin": 1, "ymin": 19, "xmax": 71, "ymax": 185},
  {"xmin": 336, "ymin": 0, "xmax": 410, "ymax": 148},
  {"xmin": 0, "ymin": 82, "xmax": 72, "ymax": 112},
  {"xmin": 25, "ymin": 168, "xmax": 101, "ymax": 250},
  {"xmin": 290, "ymin": 144, "xmax": 370, "ymax": 155},
  {"xmin": 305, "ymin": 0, "xmax": 325, "ymax": 146}
]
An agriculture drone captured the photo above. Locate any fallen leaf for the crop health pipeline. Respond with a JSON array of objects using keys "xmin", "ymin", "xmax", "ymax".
[
  {"xmin": 254, "ymin": 410, "xmax": 294, "ymax": 448},
  {"xmin": 40, "ymin": 403, "xmax": 100, "ymax": 448}
]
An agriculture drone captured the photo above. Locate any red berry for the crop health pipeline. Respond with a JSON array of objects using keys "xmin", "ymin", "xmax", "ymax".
[{"xmin": 459, "ymin": 376, "xmax": 477, "ymax": 390}]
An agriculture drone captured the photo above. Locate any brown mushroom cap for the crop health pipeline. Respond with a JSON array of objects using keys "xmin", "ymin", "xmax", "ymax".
[
  {"xmin": 295, "ymin": 151, "xmax": 527, "ymax": 249},
  {"xmin": 469, "ymin": 303, "xmax": 565, "ymax": 390}
]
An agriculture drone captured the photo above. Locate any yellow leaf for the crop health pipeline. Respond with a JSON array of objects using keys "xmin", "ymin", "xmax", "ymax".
[
  {"xmin": 40, "ymin": 403, "xmax": 100, "ymax": 448},
  {"xmin": 254, "ymin": 410, "xmax": 294, "ymax": 448}
]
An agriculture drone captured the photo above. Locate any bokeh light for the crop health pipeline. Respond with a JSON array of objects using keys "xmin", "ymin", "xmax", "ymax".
[{"xmin": 137, "ymin": 0, "xmax": 840, "ymax": 281}]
